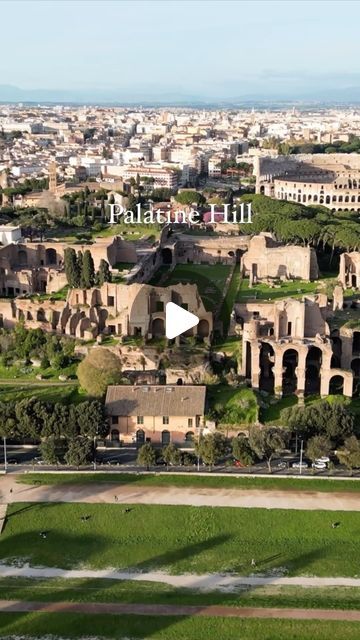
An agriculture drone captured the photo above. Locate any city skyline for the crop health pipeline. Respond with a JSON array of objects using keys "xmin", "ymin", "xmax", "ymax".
[{"xmin": 1, "ymin": 0, "xmax": 360, "ymax": 103}]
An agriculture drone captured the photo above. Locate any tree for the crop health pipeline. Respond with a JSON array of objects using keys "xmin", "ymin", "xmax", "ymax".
[
  {"xmin": 64, "ymin": 248, "xmax": 80, "ymax": 288},
  {"xmin": 65, "ymin": 437, "xmax": 93, "ymax": 467},
  {"xmin": 232, "ymin": 435, "xmax": 256, "ymax": 466},
  {"xmin": 82, "ymin": 249, "xmax": 95, "ymax": 288},
  {"xmin": 337, "ymin": 436, "xmax": 360, "ymax": 474},
  {"xmin": 195, "ymin": 432, "xmax": 226, "ymax": 470},
  {"xmin": 77, "ymin": 348, "xmax": 122, "ymax": 397},
  {"xmin": 306, "ymin": 435, "xmax": 332, "ymax": 462},
  {"xmin": 15, "ymin": 397, "xmax": 49, "ymax": 439},
  {"xmin": 75, "ymin": 400, "xmax": 109, "ymax": 439},
  {"xmin": 40, "ymin": 437, "xmax": 61, "ymax": 465},
  {"xmin": 77, "ymin": 251, "xmax": 86, "ymax": 288},
  {"xmin": 137, "ymin": 443, "xmax": 156, "ymax": 470},
  {"xmin": 175, "ymin": 190, "xmax": 205, "ymax": 207},
  {"xmin": 96, "ymin": 259, "xmax": 112, "ymax": 286},
  {"xmin": 162, "ymin": 443, "xmax": 181, "ymax": 469},
  {"xmin": 248, "ymin": 426, "xmax": 288, "ymax": 472}
]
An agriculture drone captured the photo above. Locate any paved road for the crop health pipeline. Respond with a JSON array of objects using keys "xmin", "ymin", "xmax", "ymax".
[
  {"xmin": 1, "ymin": 476, "xmax": 360, "ymax": 511},
  {"xmin": 1, "ymin": 564, "xmax": 360, "ymax": 590},
  {"xmin": 1, "ymin": 599, "xmax": 360, "ymax": 621}
]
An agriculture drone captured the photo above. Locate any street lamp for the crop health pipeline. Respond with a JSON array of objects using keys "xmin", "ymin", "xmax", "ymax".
[
  {"xmin": 299, "ymin": 438, "xmax": 304, "ymax": 475},
  {"xmin": 3, "ymin": 436, "xmax": 7, "ymax": 474}
]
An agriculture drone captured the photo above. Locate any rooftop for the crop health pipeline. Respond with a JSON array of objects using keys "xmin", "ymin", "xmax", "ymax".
[{"xmin": 105, "ymin": 384, "xmax": 206, "ymax": 416}]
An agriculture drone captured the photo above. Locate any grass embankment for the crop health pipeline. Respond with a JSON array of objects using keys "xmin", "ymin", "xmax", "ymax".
[
  {"xmin": 219, "ymin": 264, "xmax": 242, "ymax": 334},
  {"xmin": 0, "ymin": 613, "xmax": 359, "ymax": 640},
  {"xmin": 0, "ymin": 578, "xmax": 360, "ymax": 611},
  {"xmin": 2, "ymin": 503, "xmax": 360, "ymax": 576},
  {"xmin": 18, "ymin": 472, "xmax": 360, "ymax": 492},
  {"xmin": 151, "ymin": 264, "xmax": 231, "ymax": 311},
  {"xmin": 0, "ymin": 383, "xmax": 83, "ymax": 404}
]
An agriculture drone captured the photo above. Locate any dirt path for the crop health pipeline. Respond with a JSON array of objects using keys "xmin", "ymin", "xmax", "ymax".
[
  {"xmin": 1, "ymin": 599, "xmax": 360, "ymax": 621},
  {"xmin": 1, "ymin": 476, "xmax": 360, "ymax": 511},
  {"xmin": 1, "ymin": 564, "xmax": 360, "ymax": 590}
]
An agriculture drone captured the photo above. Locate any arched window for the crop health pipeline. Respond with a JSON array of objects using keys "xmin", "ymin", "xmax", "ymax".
[{"xmin": 185, "ymin": 431, "xmax": 194, "ymax": 442}]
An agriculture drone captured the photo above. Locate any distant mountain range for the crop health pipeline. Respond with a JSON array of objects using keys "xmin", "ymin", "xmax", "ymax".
[{"xmin": 2, "ymin": 83, "xmax": 360, "ymax": 107}]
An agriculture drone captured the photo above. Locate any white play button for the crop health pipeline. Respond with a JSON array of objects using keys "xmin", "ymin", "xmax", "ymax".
[{"xmin": 165, "ymin": 302, "xmax": 199, "ymax": 340}]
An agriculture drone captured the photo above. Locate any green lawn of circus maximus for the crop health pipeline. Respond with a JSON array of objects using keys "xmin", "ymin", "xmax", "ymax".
[{"xmin": 2, "ymin": 502, "xmax": 360, "ymax": 577}]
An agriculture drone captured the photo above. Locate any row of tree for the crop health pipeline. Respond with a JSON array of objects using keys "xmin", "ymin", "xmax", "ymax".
[
  {"xmin": 240, "ymin": 194, "xmax": 360, "ymax": 254},
  {"xmin": 0, "ymin": 398, "xmax": 108, "ymax": 441},
  {"xmin": 64, "ymin": 248, "xmax": 111, "ymax": 289}
]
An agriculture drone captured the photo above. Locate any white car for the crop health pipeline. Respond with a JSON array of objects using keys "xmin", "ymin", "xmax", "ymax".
[
  {"xmin": 316, "ymin": 456, "xmax": 330, "ymax": 463},
  {"xmin": 291, "ymin": 461, "xmax": 309, "ymax": 469},
  {"xmin": 312, "ymin": 460, "xmax": 327, "ymax": 469}
]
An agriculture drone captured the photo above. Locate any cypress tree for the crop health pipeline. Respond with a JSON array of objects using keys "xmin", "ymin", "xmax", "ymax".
[
  {"xmin": 64, "ymin": 248, "xmax": 80, "ymax": 288},
  {"xmin": 82, "ymin": 249, "xmax": 95, "ymax": 288},
  {"xmin": 97, "ymin": 259, "xmax": 112, "ymax": 286}
]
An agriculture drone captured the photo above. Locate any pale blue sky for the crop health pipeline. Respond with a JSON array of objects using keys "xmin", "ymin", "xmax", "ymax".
[{"xmin": 1, "ymin": 0, "xmax": 360, "ymax": 100}]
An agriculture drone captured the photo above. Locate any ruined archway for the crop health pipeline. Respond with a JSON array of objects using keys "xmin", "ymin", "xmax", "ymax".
[
  {"xmin": 305, "ymin": 346, "xmax": 322, "ymax": 395},
  {"xmin": 282, "ymin": 349, "xmax": 298, "ymax": 395},
  {"xmin": 161, "ymin": 248, "xmax": 172, "ymax": 265},
  {"xmin": 45, "ymin": 248, "xmax": 57, "ymax": 266},
  {"xmin": 329, "ymin": 375, "xmax": 344, "ymax": 395},
  {"xmin": 198, "ymin": 319, "xmax": 210, "ymax": 338},
  {"xmin": 259, "ymin": 342, "xmax": 274, "ymax": 393},
  {"xmin": 152, "ymin": 317, "xmax": 165, "ymax": 337},
  {"xmin": 353, "ymin": 331, "xmax": 360, "ymax": 356},
  {"xmin": 351, "ymin": 358, "xmax": 360, "ymax": 395}
]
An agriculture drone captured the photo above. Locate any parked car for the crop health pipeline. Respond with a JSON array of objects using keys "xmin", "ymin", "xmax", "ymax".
[
  {"xmin": 276, "ymin": 460, "xmax": 288, "ymax": 469},
  {"xmin": 316, "ymin": 456, "xmax": 330, "ymax": 463},
  {"xmin": 312, "ymin": 460, "xmax": 327, "ymax": 469},
  {"xmin": 291, "ymin": 461, "xmax": 309, "ymax": 469},
  {"xmin": 7, "ymin": 458, "xmax": 18, "ymax": 465}
]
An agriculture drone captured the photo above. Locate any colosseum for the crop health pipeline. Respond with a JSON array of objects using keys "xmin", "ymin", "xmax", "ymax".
[{"xmin": 254, "ymin": 153, "xmax": 360, "ymax": 212}]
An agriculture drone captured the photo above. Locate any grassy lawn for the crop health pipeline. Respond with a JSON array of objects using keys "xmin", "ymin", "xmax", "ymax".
[
  {"xmin": 207, "ymin": 384, "xmax": 258, "ymax": 424},
  {"xmin": 0, "ymin": 383, "xmax": 84, "ymax": 403},
  {"xmin": 0, "ymin": 613, "xmax": 359, "ymax": 640},
  {"xmin": 18, "ymin": 472, "xmax": 360, "ymax": 492},
  {"xmin": 2, "ymin": 502, "xmax": 360, "ymax": 576},
  {"xmin": 236, "ymin": 277, "xmax": 334, "ymax": 303},
  {"xmin": 212, "ymin": 336, "xmax": 240, "ymax": 356},
  {"xmin": 1, "ymin": 578, "xmax": 360, "ymax": 611},
  {"xmin": 0, "ymin": 361, "xmax": 78, "ymax": 383},
  {"xmin": 219, "ymin": 265, "xmax": 241, "ymax": 335},
  {"xmin": 155, "ymin": 264, "xmax": 231, "ymax": 312}
]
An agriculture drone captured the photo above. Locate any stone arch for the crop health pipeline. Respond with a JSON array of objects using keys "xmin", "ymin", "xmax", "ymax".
[
  {"xmin": 351, "ymin": 358, "xmax": 360, "ymax": 394},
  {"xmin": 329, "ymin": 374, "xmax": 344, "ymax": 395},
  {"xmin": 330, "ymin": 336, "xmax": 342, "ymax": 368},
  {"xmin": 161, "ymin": 248, "xmax": 172, "ymax": 265},
  {"xmin": 259, "ymin": 342, "xmax": 274, "ymax": 393},
  {"xmin": 152, "ymin": 317, "xmax": 165, "ymax": 337},
  {"xmin": 79, "ymin": 317, "xmax": 92, "ymax": 338},
  {"xmin": 198, "ymin": 319, "xmax": 210, "ymax": 338},
  {"xmin": 353, "ymin": 331, "xmax": 360, "ymax": 356},
  {"xmin": 282, "ymin": 348, "xmax": 298, "ymax": 395},
  {"xmin": 45, "ymin": 247, "xmax": 57, "ymax": 266},
  {"xmin": 176, "ymin": 378, "xmax": 183, "ymax": 385},
  {"xmin": 37, "ymin": 308, "xmax": 46, "ymax": 322},
  {"xmin": 305, "ymin": 346, "xmax": 322, "ymax": 394},
  {"xmin": 185, "ymin": 431, "xmax": 194, "ymax": 442},
  {"xmin": 161, "ymin": 430, "xmax": 171, "ymax": 445}
]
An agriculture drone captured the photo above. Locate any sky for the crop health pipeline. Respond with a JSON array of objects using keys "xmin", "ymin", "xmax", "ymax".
[{"xmin": 1, "ymin": 0, "xmax": 360, "ymax": 101}]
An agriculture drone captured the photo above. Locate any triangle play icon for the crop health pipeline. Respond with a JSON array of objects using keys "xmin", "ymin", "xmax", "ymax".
[{"xmin": 165, "ymin": 302, "xmax": 199, "ymax": 340}]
